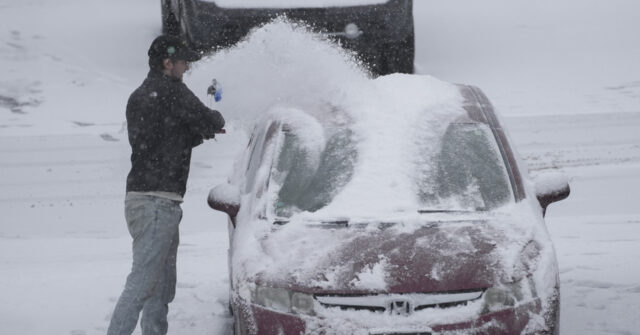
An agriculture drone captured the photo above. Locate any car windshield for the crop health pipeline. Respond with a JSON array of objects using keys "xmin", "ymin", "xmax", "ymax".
[
  {"xmin": 417, "ymin": 122, "xmax": 514, "ymax": 211},
  {"xmin": 269, "ymin": 121, "xmax": 514, "ymax": 219},
  {"xmin": 270, "ymin": 126, "xmax": 357, "ymax": 218}
]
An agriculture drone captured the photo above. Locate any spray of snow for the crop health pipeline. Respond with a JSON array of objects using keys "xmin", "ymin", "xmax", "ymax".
[{"xmin": 186, "ymin": 17, "xmax": 369, "ymax": 132}]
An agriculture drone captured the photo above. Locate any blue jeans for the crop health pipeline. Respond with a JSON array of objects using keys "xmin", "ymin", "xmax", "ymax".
[{"xmin": 107, "ymin": 194, "xmax": 182, "ymax": 335}]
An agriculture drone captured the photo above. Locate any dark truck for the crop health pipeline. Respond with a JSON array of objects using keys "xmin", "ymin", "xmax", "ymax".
[{"xmin": 161, "ymin": 0, "xmax": 414, "ymax": 75}]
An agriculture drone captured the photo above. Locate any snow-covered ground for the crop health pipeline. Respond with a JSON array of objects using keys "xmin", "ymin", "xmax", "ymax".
[{"xmin": 1, "ymin": 0, "xmax": 639, "ymax": 334}]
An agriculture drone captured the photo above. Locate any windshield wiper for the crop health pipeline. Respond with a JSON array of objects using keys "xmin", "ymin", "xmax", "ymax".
[
  {"xmin": 417, "ymin": 209, "xmax": 479, "ymax": 214},
  {"xmin": 272, "ymin": 219, "xmax": 350, "ymax": 226},
  {"xmin": 320, "ymin": 219, "xmax": 349, "ymax": 227}
]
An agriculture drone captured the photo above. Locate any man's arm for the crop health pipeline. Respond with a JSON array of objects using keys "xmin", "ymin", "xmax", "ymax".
[{"xmin": 177, "ymin": 83, "xmax": 225, "ymax": 138}]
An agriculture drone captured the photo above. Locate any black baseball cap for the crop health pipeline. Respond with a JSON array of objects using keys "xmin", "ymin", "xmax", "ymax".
[{"xmin": 148, "ymin": 35, "xmax": 200, "ymax": 62}]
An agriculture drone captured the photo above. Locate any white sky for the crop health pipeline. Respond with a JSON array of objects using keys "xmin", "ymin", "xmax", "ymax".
[{"xmin": 1, "ymin": 0, "xmax": 639, "ymax": 334}]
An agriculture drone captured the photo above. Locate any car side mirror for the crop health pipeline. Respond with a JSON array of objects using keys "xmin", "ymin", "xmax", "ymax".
[
  {"xmin": 208, "ymin": 183, "xmax": 241, "ymax": 219},
  {"xmin": 533, "ymin": 171, "xmax": 570, "ymax": 216}
]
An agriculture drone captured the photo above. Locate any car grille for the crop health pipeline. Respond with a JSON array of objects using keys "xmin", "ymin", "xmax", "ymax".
[{"xmin": 315, "ymin": 290, "xmax": 485, "ymax": 315}]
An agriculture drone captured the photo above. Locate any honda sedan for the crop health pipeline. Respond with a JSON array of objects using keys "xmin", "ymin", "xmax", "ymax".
[{"xmin": 209, "ymin": 75, "xmax": 569, "ymax": 334}]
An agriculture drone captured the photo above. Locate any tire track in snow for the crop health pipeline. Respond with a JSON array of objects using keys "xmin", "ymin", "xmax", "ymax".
[{"xmin": 504, "ymin": 112, "xmax": 640, "ymax": 171}]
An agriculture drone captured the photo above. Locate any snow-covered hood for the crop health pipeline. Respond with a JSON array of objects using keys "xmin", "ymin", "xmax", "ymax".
[{"xmin": 237, "ymin": 214, "xmax": 536, "ymax": 295}]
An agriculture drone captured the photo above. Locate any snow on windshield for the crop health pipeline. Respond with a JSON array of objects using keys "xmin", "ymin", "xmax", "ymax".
[
  {"xmin": 302, "ymin": 74, "xmax": 471, "ymax": 220},
  {"xmin": 270, "ymin": 111, "xmax": 357, "ymax": 218},
  {"xmin": 205, "ymin": 0, "xmax": 389, "ymax": 8},
  {"xmin": 230, "ymin": 63, "xmax": 513, "ymax": 220},
  {"xmin": 417, "ymin": 122, "xmax": 514, "ymax": 211}
]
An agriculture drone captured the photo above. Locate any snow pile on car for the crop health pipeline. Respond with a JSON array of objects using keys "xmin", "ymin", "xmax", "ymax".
[
  {"xmin": 314, "ymin": 74, "xmax": 466, "ymax": 219},
  {"xmin": 189, "ymin": 19, "xmax": 559, "ymax": 330},
  {"xmin": 190, "ymin": 20, "xmax": 481, "ymax": 220}
]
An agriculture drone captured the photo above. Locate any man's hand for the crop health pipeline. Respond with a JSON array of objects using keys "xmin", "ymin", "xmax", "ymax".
[{"xmin": 203, "ymin": 129, "xmax": 225, "ymax": 141}]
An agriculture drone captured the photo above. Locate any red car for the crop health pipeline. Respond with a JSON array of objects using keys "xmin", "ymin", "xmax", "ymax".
[{"xmin": 209, "ymin": 77, "xmax": 569, "ymax": 334}]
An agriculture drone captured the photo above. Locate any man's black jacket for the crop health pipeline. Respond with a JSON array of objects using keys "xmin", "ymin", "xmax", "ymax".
[{"xmin": 126, "ymin": 70, "xmax": 225, "ymax": 197}]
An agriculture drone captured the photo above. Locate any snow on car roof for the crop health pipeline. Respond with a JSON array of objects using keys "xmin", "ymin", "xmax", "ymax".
[{"xmin": 204, "ymin": 0, "xmax": 389, "ymax": 9}]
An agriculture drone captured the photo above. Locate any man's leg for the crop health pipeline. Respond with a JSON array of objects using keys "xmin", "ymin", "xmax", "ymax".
[
  {"xmin": 140, "ymin": 226, "xmax": 179, "ymax": 335},
  {"xmin": 107, "ymin": 195, "xmax": 182, "ymax": 335}
]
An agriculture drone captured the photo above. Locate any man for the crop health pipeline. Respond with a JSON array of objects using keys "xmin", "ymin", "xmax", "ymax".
[{"xmin": 107, "ymin": 35, "xmax": 225, "ymax": 335}]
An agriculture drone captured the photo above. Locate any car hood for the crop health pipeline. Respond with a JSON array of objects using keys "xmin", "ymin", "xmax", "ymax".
[{"xmin": 239, "ymin": 217, "xmax": 533, "ymax": 295}]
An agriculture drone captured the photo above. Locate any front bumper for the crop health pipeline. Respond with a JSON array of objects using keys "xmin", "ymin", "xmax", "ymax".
[{"xmin": 236, "ymin": 298, "xmax": 548, "ymax": 335}]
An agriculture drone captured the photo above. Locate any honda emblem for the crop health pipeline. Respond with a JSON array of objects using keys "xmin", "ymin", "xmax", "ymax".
[{"xmin": 388, "ymin": 300, "xmax": 412, "ymax": 316}]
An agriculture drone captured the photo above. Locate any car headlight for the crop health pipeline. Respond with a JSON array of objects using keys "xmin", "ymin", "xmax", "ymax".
[
  {"xmin": 252, "ymin": 285, "xmax": 316, "ymax": 316},
  {"xmin": 481, "ymin": 277, "xmax": 536, "ymax": 314}
]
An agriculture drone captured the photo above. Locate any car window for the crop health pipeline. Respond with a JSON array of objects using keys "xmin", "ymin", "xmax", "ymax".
[
  {"xmin": 418, "ymin": 123, "xmax": 514, "ymax": 211},
  {"xmin": 244, "ymin": 122, "xmax": 280, "ymax": 194},
  {"xmin": 270, "ymin": 127, "xmax": 357, "ymax": 218}
]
